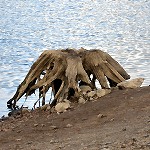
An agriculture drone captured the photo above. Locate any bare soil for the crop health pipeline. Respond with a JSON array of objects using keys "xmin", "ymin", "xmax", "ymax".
[{"xmin": 0, "ymin": 86, "xmax": 150, "ymax": 150}]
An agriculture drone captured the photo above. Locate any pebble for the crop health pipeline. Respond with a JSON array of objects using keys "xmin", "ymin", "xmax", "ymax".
[
  {"xmin": 78, "ymin": 97, "xmax": 86, "ymax": 104},
  {"xmin": 97, "ymin": 114, "xmax": 107, "ymax": 118},
  {"xmin": 50, "ymin": 139, "xmax": 59, "ymax": 144},
  {"xmin": 66, "ymin": 124, "xmax": 73, "ymax": 128},
  {"xmin": 89, "ymin": 97, "xmax": 94, "ymax": 101},
  {"xmin": 40, "ymin": 104, "xmax": 49, "ymax": 111},
  {"xmin": 50, "ymin": 125, "xmax": 58, "ymax": 130},
  {"xmin": 80, "ymin": 85, "xmax": 92, "ymax": 93},
  {"xmin": 96, "ymin": 89, "xmax": 111, "ymax": 98},
  {"xmin": 17, "ymin": 130, "xmax": 22, "ymax": 133},
  {"xmin": 146, "ymin": 142, "xmax": 150, "ymax": 147},
  {"xmin": 46, "ymin": 105, "xmax": 51, "ymax": 110},
  {"xmin": 55, "ymin": 101, "xmax": 70, "ymax": 113},
  {"xmin": 110, "ymin": 118, "xmax": 114, "ymax": 121},
  {"xmin": 34, "ymin": 124, "xmax": 38, "ymax": 127},
  {"xmin": 41, "ymin": 124, "xmax": 45, "ymax": 127},
  {"xmin": 143, "ymin": 134, "xmax": 149, "ymax": 138},
  {"xmin": 121, "ymin": 144, "xmax": 126, "ymax": 148},
  {"xmin": 122, "ymin": 128, "xmax": 127, "ymax": 131},
  {"xmin": 87, "ymin": 91, "xmax": 96, "ymax": 97}
]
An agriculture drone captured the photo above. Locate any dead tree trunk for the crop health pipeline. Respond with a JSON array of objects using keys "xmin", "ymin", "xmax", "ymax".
[{"xmin": 7, "ymin": 48, "xmax": 130, "ymax": 109}]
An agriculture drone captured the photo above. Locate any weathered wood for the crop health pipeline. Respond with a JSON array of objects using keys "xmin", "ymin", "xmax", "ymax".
[{"xmin": 7, "ymin": 48, "xmax": 130, "ymax": 109}]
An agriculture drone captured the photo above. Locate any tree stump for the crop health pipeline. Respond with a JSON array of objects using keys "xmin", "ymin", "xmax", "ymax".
[{"xmin": 7, "ymin": 48, "xmax": 130, "ymax": 109}]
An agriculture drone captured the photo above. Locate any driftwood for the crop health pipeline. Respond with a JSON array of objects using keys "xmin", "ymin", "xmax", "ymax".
[{"xmin": 7, "ymin": 48, "xmax": 130, "ymax": 109}]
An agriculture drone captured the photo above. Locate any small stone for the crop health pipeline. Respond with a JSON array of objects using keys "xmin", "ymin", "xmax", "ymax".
[
  {"xmin": 66, "ymin": 124, "xmax": 73, "ymax": 128},
  {"xmin": 22, "ymin": 108, "xmax": 30, "ymax": 114},
  {"xmin": 80, "ymin": 85, "xmax": 92, "ymax": 93},
  {"xmin": 55, "ymin": 101, "xmax": 70, "ymax": 113},
  {"xmin": 104, "ymin": 142, "xmax": 112, "ymax": 145},
  {"xmin": 50, "ymin": 139, "xmax": 59, "ymax": 143},
  {"xmin": 96, "ymin": 89, "xmax": 111, "ymax": 98},
  {"xmin": 117, "ymin": 78, "xmax": 144, "ymax": 89},
  {"xmin": 17, "ymin": 130, "xmax": 22, "ymax": 133},
  {"xmin": 146, "ymin": 142, "xmax": 150, "ymax": 147},
  {"xmin": 41, "ymin": 124, "xmax": 45, "ymax": 127},
  {"xmin": 122, "ymin": 128, "xmax": 127, "ymax": 131},
  {"xmin": 83, "ymin": 92, "xmax": 87, "ymax": 95},
  {"xmin": 16, "ymin": 139, "xmax": 21, "ymax": 141},
  {"xmin": 46, "ymin": 105, "xmax": 51, "ymax": 111},
  {"xmin": 87, "ymin": 91, "xmax": 96, "ymax": 97},
  {"xmin": 50, "ymin": 107, "xmax": 55, "ymax": 113},
  {"xmin": 121, "ymin": 144, "xmax": 126, "ymax": 148},
  {"xmin": 50, "ymin": 125, "xmax": 58, "ymax": 130},
  {"xmin": 41, "ymin": 104, "xmax": 49, "ymax": 111},
  {"xmin": 110, "ymin": 118, "xmax": 114, "ymax": 121},
  {"xmin": 50, "ymin": 140, "xmax": 54, "ymax": 144},
  {"xmin": 143, "ymin": 134, "xmax": 149, "ymax": 138},
  {"xmin": 132, "ymin": 138, "xmax": 137, "ymax": 142},
  {"xmin": 34, "ymin": 124, "xmax": 38, "ymax": 127},
  {"xmin": 97, "ymin": 114, "xmax": 106, "ymax": 118},
  {"xmin": 27, "ymin": 141, "xmax": 32, "ymax": 144},
  {"xmin": 78, "ymin": 97, "xmax": 86, "ymax": 104},
  {"xmin": 89, "ymin": 97, "xmax": 94, "ymax": 101}
]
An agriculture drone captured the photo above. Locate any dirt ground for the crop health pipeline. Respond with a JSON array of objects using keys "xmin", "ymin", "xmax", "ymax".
[{"xmin": 0, "ymin": 86, "xmax": 150, "ymax": 150}]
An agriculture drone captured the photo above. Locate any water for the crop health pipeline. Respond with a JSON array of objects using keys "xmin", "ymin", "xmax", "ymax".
[{"xmin": 0, "ymin": 0, "xmax": 150, "ymax": 117}]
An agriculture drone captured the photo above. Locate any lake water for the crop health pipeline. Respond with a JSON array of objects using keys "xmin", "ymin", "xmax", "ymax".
[{"xmin": 0, "ymin": 0, "xmax": 150, "ymax": 117}]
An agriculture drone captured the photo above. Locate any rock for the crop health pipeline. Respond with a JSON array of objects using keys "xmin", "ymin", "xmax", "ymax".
[
  {"xmin": 55, "ymin": 101, "xmax": 70, "ymax": 113},
  {"xmin": 89, "ymin": 97, "xmax": 94, "ymax": 101},
  {"xmin": 97, "ymin": 114, "xmax": 107, "ymax": 118},
  {"xmin": 110, "ymin": 118, "xmax": 114, "ymax": 121},
  {"xmin": 50, "ymin": 125, "xmax": 58, "ymax": 130},
  {"xmin": 78, "ymin": 97, "xmax": 86, "ymax": 104},
  {"xmin": 50, "ymin": 107, "xmax": 56, "ymax": 113},
  {"xmin": 46, "ymin": 105, "xmax": 51, "ymax": 111},
  {"xmin": 66, "ymin": 124, "xmax": 73, "ymax": 128},
  {"xmin": 80, "ymin": 85, "xmax": 92, "ymax": 93},
  {"xmin": 0, "ymin": 116, "xmax": 9, "ymax": 121},
  {"xmin": 22, "ymin": 108, "xmax": 30, "ymax": 114},
  {"xmin": 34, "ymin": 124, "xmax": 38, "ymax": 127},
  {"xmin": 41, "ymin": 124, "xmax": 45, "ymax": 127},
  {"xmin": 96, "ymin": 89, "xmax": 111, "ymax": 98},
  {"xmin": 50, "ymin": 139, "xmax": 59, "ymax": 143},
  {"xmin": 121, "ymin": 144, "xmax": 126, "ymax": 148},
  {"xmin": 87, "ymin": 91, "xmax": 96, "ymax": 98},
  {"xmin": 122, "ymin": 128, "xmax": 127, "ymax": 131},
  {"xmin": 8, "ymin": 109, "xmax": 21, "ymax": 117},
  {"xmin": 117, "ymin": 78, "xmax": 144, "ymax": 89},
  {"xmin": 82, "ymin": 92, "xmax": 87, "ymax": 95},
  {"xmin": 41, "ymin": 104, "xmax": 49, "ymax": 111}
]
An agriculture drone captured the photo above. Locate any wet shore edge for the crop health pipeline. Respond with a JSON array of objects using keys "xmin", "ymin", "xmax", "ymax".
[{"xmin": 1, "ymin": 85, "xmax": 149, "ymax": 122}]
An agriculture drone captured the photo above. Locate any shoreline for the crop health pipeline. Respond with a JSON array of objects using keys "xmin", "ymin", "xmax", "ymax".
[{"xmin": 0, "ymin": 86, "xmax": 150, "ymax": 149}]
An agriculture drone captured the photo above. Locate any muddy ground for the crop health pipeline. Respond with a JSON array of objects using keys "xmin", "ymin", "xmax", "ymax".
[{"xmin": 0, "ymin": 86, "xmax": 150, "ymax": 150}]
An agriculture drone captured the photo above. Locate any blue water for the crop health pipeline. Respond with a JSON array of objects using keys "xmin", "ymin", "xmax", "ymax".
[{"xmin": 0, "ymin": 0, "xmax": 150, "ymax": 117}]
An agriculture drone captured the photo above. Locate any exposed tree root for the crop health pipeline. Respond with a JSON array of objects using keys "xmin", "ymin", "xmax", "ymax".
[{"xmin": 7, "ymin": 48, "xmax": 130, "ymax": 109}]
